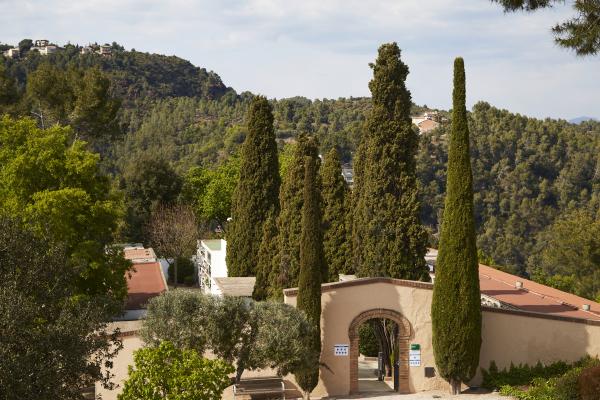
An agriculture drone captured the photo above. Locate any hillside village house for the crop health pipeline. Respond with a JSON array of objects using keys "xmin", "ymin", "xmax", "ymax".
[
  {"xmin": 97, "ymin": 243, "xmax": 600, "ymax": 399},
  {"xmin": 411, "ymin": 112, "xmax": 441, "ymax": 134},
  {"xmin": 3, "ymin": 48, "xmax": 19, "ymax": 58}
]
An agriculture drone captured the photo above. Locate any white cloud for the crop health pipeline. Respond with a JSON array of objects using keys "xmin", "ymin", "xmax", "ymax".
[{"xmin": 1, "ymin": 0, "xmax": 598, "ymax": 118}]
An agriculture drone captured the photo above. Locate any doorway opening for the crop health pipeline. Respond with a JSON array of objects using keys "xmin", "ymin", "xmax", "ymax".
[{"xmin": 348, "ymin": 309, "xmax": 412, "ymax": 394}]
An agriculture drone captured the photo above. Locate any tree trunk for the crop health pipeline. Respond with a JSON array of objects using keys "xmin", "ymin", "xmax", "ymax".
[
  {"xmin": 173, "ymin": 258, "xmax": 178, "ymax": 288},
  {"xmin": 450, "ymin": 379, "xmax": 462, "ymax": 395},
  {"xmin": 372, "ymin": 319, "xmax": 392, "ymax": 376},
  {"xmin": 235, "ymin": 364, "xmax": 244, "ymax": 384}
]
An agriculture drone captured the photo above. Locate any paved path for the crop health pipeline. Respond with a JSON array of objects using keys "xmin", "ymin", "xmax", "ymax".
[{"xmin": 336, "ymin": 389, "xmax": 509, "ymax": 400}]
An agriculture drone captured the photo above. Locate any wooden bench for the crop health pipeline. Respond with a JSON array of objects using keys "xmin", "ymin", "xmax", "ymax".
[{"xmin": 233, "ymin": 377, "xmax": 285, "ymax": 400}]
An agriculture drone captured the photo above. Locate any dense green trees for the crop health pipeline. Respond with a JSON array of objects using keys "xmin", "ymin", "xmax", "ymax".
[
  {"xmin": 181, "ymin": 156, "xmax": 240, "ymax": 231},
  {"xmin": 295, "ymin": 156, "xmax": 324, "ymax": 396},
  {"xmin": 431, "ymin": 58, "xmax": 481, "ymax": 394},
  {"xmin": 321, "ymin": 147, "xmax": 352, "ymax": 281},
  {"xmin": 352, "ymin": 42, "xmax": 429, "ymax": 280},
  {"xmin": 529, "ymin": 209, "xmax": 600, "ymax": 301},
  {"xmin": 227, "ymin": 96, "xmax": 280, "ymax": 277},
  {"xmin": 2, "ymin": 42, "xmax": 598, "ymax": 298},
  {"xmin": 24, "ymin": 64, "xmax": 121, "ymax": 149},
  {"xmin": 120, "ymin": 154, "xmax": 182, "ymax": 242},
  {"xmin": 0, "ymin": 116, "xmax": 129, "ymax": 301},
  {"xmin": 118, "ymin": 341, "xmax": 234, "ymax": 400},
  {"xmin": 270, "ymin": 135, "xmax": 320, "ymax": 296},
  {"xmin": 0, "ymin": 218, "xmax": 122, "ymax": 400}
]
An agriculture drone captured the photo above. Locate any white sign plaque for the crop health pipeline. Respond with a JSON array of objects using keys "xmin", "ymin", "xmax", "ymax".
[
  {"xmin": 334, "ymin": 344, "xmax": 349, "ymax": 356},
  {"xmin": 409, "ymin": 349, "xmax": 421, "ymax": 367}
]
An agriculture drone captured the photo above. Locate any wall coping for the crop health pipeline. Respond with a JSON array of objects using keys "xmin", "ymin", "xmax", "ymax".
[
  {"xmin": 283, "ymin": 278, "xmax": 600, "ymax": 326},
  {"xmin": 283, "ymin": 277, "xmax": 433, "ymax": 297},
  {"xmin": 482, "ymin": 305, "xmax": 600, "ymax": 326}
]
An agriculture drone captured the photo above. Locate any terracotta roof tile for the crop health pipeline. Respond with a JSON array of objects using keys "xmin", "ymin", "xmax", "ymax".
[
  {"xmin": 478, "ymin": 264, "xmax": 600, "ymax": 321},
  {"xmin": 125, "ymin": 261, "xmax": 167, "ymax": 310}
]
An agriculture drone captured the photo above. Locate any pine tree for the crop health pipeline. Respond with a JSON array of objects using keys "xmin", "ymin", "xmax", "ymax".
[
  {"xmin": 269, "ymin": 134, "xmax": 319, "ymax": 297},
  {"xmin": 252, "ymin": 213, "xmax": 278, "ymax": 301},
  {"xmin": 431, "ymin": 57, "xmax": 481, "ymax": 395},
  {"xmin": 295, "ymin": 155, "xmax": 324, "ymax": 397},
  {"xmin": 352, "ymin": 43, "xmax": 428, "ymax": 280},
  {"xmin": 227, "ymin": 96, "xmax": 280, "ymax": 277},
  {"xmin": 321, "ymin": 147, "xmax": 351, "ymax": 282}
]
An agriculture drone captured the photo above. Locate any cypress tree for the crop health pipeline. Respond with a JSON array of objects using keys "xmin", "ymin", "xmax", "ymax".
[
  {"xmin": 431, "ymin": 57, "xmax": 481, "ymax": 395},
  {"xmin": 252, "ymin": 213, "xmax": 278, "ymax": 301},
  {"xmin": 352, "ymin": 43, "xmax": 428, "ymax": 280},
  {"xmin": 227, "ymin": 96, "xmax": 280, "ymax": 277},
  {"xmin": 321, "ymin": 147, "xmax": 351, "ymax": 282},
  {"xmin": 270, "ymin": 134, "xmax": 319, "ymax": 297},
  {"xmin": 295, "ymin": 155, "xmax": 324, "ymax": 397}
]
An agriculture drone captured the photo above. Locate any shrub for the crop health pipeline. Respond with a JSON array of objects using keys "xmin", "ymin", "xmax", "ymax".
[
  {"xmin": 579, "ymin": 365, "xmax": 600, "ymax": 400},
  {"xmin": 118, "ymin": 341, "xmax": 234, "ymax": 400},
  {"xmin": 494, "ymin": 357, "xmax": 600, "ymax": 400},
  {"xmin": 482, "ymin": 359, "xmax": 570, "ymax": 389}
]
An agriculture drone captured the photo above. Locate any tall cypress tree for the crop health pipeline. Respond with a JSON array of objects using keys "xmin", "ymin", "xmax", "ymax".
[
  {"xmin": 352, "ymin": 43, "xmax": 428, "ymax": 280},
  {"xmin": 431, "ymin": 57, "xmax": 481, "ymax": 395},
  {"xmin": 321, "ymin": 147, "xmax": 351, "ymax": 282},
  {"xmin": 295, "ymin": 155, "xmax": 323, "ymax": 396},
  {"xmin": 270, "ymin": 134, "xmax": 319, "ymax": 297},
  {"xmin": 252, "ymin": 213, "xmax": 278, "ymax": 301},
  {"xmin": 227, "ymin": 96, "xmax": 280, "ymax": 277}
]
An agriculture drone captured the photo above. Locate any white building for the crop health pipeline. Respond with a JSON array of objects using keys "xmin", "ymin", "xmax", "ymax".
[
  {"xmin": 97, "ymin": 45, "xmax": 112, "ymax": 56},
  {"xmin": 31, "ymin": 44, "xmax": 58, "ymax": 55},
  {"xmin": 80, "ymin": 46, "xmax": 94, "ymax": 55},
  {"xmin": 197, "ymin": 239, "xmax": 255, "ymax": 297},
  {"xmin": 197, "ymin": 239, "xmax": 228, "ymax": 294},
  {"xmin": 3, "ymin": 48, "xmax": 19, "ymax": 58}
]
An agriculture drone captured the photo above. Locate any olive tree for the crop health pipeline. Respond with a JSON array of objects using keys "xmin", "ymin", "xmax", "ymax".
[{"xmin": 141, "ymin": 290, "xmax": 316, "ymax": 382}]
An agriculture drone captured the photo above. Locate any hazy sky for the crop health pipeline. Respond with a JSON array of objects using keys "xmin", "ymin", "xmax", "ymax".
[{"xmin": 2, "ymin": 0, "xmax": 599, "ymax": 119}]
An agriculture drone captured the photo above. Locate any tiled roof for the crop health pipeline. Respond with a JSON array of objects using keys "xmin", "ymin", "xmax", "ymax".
[
  {"xmin": 125, "ymin": 261, "xmax": 167, "ymax": 310},
  {"xmin": 478, "ymin": 263, "xmax": 600, "ymax": 321}
]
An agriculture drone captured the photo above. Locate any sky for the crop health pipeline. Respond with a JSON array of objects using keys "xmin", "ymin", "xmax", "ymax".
[{"xmin": 2, "ymin": 0, "xmax": 599, "ymax": 120}]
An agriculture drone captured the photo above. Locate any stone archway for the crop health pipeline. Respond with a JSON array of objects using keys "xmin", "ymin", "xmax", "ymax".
[{"xmin": 348, "ymin": 308, "xmax": 412, "ymax": 394}]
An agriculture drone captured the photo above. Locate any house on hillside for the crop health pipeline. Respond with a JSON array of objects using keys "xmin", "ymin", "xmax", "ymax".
[
  {"xmin": 80, "ymin": 46, "xmax": 94, "ymax": 54},
  {"xmin": 97, "ymin": 44, "xmax": 112, "ymax": 56},
  {"xmin": 417, "ymin": 119, "xmax": 440, "ymax": 133},
  {"xmin": 3, "ymin": 48, "xmax": 19, "ymax": 58},
  {"xmin": 31, "ymin": 39, "xmax": 58, "ymax": 56}
]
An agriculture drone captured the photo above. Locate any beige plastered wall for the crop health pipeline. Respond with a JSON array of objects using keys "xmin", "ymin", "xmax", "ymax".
[
  {"xmin": 285, "ymin": 279, "xmax": 600, "ymax": 398},
  {"xmin": 95, "ymin": 320, "xmax": 144, "ymax": 400},
  {"xmin": 474, "ymin": 309, "xmax": 600, "ymax": 385},
  {"xmin": 285, "ymin": 280, "xmax": 450, "ymax": 397}
]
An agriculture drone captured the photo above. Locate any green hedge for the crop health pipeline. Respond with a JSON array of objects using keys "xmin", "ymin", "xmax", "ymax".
[
  {"xmin": 482, "ymin": 360, "xmax": 570, "ymax": 389},
  {"xmin": 494, "ymin": 357, "xmax": 600, "ymax": 400}
]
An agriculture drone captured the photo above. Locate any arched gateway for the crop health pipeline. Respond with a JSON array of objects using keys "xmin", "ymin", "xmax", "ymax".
[
  {"xmin": 283, "ymin": 277, "xmax": 435, "ymax": 397},
  {"xmin": 348, "ymin": 309, "xmax": 412, "ymax": 394}
]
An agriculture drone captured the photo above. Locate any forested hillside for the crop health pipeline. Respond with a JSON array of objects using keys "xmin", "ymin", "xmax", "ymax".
[{"xmin": 1, "ymin": 41, "xmax": 598, "ymax": 299}]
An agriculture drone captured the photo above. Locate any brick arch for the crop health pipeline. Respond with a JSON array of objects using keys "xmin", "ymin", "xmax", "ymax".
[{"xmin": 348, "ymin": 309, "xmax": 412, "ymax": 394}]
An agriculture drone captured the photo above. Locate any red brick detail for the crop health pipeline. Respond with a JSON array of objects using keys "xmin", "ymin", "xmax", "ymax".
[{"xmin": 348, "ymin": 309, "xmax": 413, "ymax": 394}]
